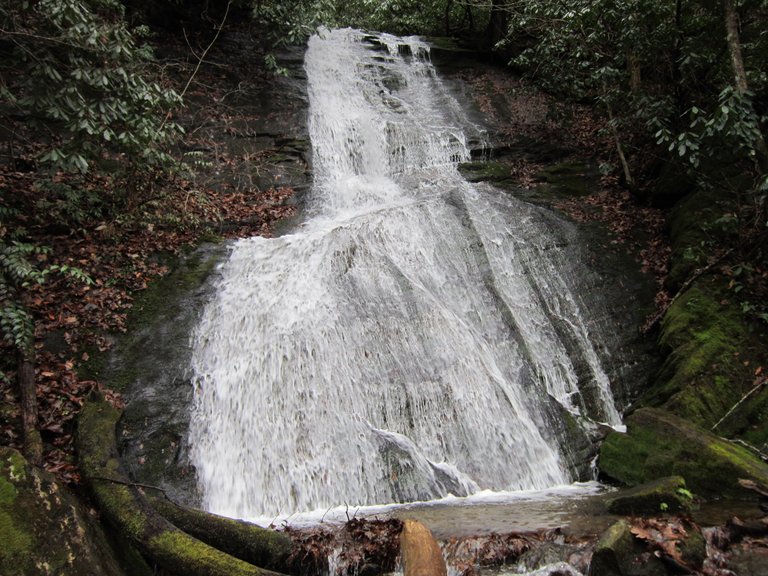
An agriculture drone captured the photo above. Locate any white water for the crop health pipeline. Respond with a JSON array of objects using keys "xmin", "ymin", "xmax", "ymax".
[{"xmin": 188, "ymin": 28, "xmax": 621, "ymax": 520}]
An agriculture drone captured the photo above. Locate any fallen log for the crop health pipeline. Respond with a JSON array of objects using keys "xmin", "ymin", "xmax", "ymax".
[
  {"xmin": 147, "ymin": 494, "xmax": 294, "ymax": 572},
  {"xmin": 76, "ymin": 392, "xmax": 290, "ymax": 576}
]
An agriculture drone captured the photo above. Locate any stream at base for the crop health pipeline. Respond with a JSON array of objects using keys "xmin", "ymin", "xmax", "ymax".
[{"xmin": 187, "ymin": 28, "xmax": 624, "ymax": 521}]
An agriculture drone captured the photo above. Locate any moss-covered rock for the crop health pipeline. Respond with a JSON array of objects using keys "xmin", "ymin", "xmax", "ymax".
[
  {"xmin": 588, "ymin": 519, "xmax": 668, "ymax": 576},
  {"xmin": 599, "ymin": 408, "xmax": 768, "ymax": 500},
  {"xmin": 649, "ymin": 283, "xmax": 749, "ymax": 423},
  {"xmin": 458, "ymin": 160, "xmax": 516, "ymax": 187},
  {"xmin": 642, "ymin": 277, "xmax": 768, "ymax": 445},
  {"xmin": 535, "ymin": 161, "xmax": 597, "ymax": 197},
  {"xmin": 638, "ymin": 181, "xmax": 768, "ymax": 446},
  {"xmin": 664, "ymin": 187, "xmax": 729, "ymax": 292},
  {"xmin": 0, "ymin": 447, "xmax": 124, "ymax": 575},
  {"xmin": 606, "ymin": 476, "xmax": 693, "ymax": 515}
]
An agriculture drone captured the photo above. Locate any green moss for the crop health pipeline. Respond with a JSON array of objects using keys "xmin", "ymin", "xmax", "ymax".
[
  {"xmin": 77, "ymin": 396, "xmax": 149, "ymax": 540},
  {"xmin": 644, "ymin": 282, "xmax": 760, "ymax": 428},
  {"xmin": 599, "ymin": 408, "xmax": 768, "ymax": 500},
  {"xmin": 606, "ymin": 476, "xmax": 692, "ymax": 515},
  {"xmin": 95, "ymin": 483, "xmax": 148, "ymax": 539},
  {"xmin": 150, "ymin": 531, "xmax": 266, "ymax": 576},
  {"xmin": 535, "ymin": 161, "xmax": 596, "ymax": 197},
  {"xmin": 665, "ymin": 187, "xmax": 728, "ymax": 290},
  {"xmin": 1, "ymin": 451, "xmax": 27, "ymax": 487},
  {"xmin": 0, "ymin": 451, "xmax": 32, "ymax": 560},
  {"xmin": 458, "ymin": 161, "xmax": 515, "ymax": 186},
  {"xmin": 643, "ymin": 186, "xmax": 768, "ymax": 438},
  {"xmin": 0, "ymin": 509, "xmax": 33, "ymax": 562},
  {"xmin": 149, "ymin": 495, "xmax": 292, "ymax": 570},
  {"xmin": 0, "ymin": 478, "xmax": 15, "ymax": 506}
]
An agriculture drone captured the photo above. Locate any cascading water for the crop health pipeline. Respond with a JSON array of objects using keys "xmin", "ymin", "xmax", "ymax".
[{"xmin": 188, "ymin": 28, "xmax": 622, "ymax": 521}]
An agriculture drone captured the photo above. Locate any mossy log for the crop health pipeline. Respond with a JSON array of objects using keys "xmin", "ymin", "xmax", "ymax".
[
  {"xmin": 76, "ymin": 393, "xmax": 289, "ymax": 576},
  {"xmin": 147, "ymin": 495, "xmax": 293, "ymax": 572}
]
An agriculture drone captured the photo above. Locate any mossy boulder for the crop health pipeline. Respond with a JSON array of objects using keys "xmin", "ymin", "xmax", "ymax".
[
  {"xmin": 535, "ymin": 161, "xmax": 597, "ymax": 197},
  {"xmin": 664, "ymin": 187, "xmax": 729, "ymax": 292},
  {"xmin": 599, "ymin": 408, "xmax": 768, "ymax": 500},
  {"xmin": 0, "ymin": 447, "xmax": 124, "ymax": 575},
  {"xmin": 588, "ymin": 519, "xmax": 668, "ymax": 576},
  {"xmin": 648, "ymin": 282, "xmax": 759, "ymax": 425},
  {"xmin": 606, "ymin": 476, "xmax": 693, "ymax": 516},
  {"xmin": 643, "ymin": 277, "xmax": 768, "ymax": 446},
  {"xmin": 641, "ymin": 181, "xmax": 768, "ymax": 445}
]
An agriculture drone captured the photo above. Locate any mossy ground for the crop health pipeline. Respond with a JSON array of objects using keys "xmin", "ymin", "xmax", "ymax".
[{"xmin": 638, "ymin": 184, "xmax": 768, "ymax": 447}]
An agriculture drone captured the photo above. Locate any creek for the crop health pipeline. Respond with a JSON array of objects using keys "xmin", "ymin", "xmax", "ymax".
[{"xmin": 186, "ymin": 28, "xmax": 630, "ymax": 523}]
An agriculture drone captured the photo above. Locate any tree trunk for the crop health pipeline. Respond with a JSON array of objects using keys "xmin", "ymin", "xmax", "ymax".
[
  {"xmin": 603, "ymin": 83, "xmax": 635, "ymax": 189},
  {"xmin": 148, "ymin": 495, "xmax": 294, "ymax": 572},
  {"xmin": 723, "ymin": 0, "xmax": 768, "ymax": 168},
  {"xmin": 18, "ymin": 350, "xmax": 42, "ymax": 466},
  {"xmin": 485, "ymin": 0, "xmax": 507, "ymax": 50},
  {"xmin": 627, "ymin": 52, "xmax": 641, "ymax": 92},
  {"xmin": 723, "ymin": 0, "xmax": 748, "ymax": 94}
]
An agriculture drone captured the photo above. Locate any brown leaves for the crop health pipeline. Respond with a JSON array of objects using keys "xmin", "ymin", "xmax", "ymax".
[
  {"xmin": 629, "ymin": 517, "xmax": 689, "ymax": 565},
  {"xmin": 1, "ymin": 143, "xmax": 295, "ymax": 488},
  {"xmin": 285, "ymin": 518, "xmax": 403, "ymax": 575}
]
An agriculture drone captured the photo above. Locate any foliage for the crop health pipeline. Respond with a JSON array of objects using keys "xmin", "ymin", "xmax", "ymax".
[
  {"xmin": 0, "ymin": 0, "xmax": 182, "ymax": 174},
  {"xmin": 0, "ymin": 230, "xmax": 91, "ymax": 356},
  {"xmin": 248, "ymin": 0, "xmax": 491, "ymax": 49}
]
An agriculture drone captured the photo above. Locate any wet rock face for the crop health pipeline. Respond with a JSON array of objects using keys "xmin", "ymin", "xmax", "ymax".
[
  {"xmin": 110, "ymin": 245, "xmax": 227, "ymax": 507},
  {"xmin": 108, "ymin": 35, "xmax": 661, "ymax": 509},
  {"xmin": 0, "ymin": 447, "xmax": 124, "ymax": 575}
]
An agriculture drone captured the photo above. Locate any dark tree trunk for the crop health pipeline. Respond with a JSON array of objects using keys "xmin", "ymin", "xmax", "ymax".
[
  {"xmin": 723, "ymin": 0, "xmax": 768, "ymax": 168},
  {"xmin": 18, "ymin": 350, "xmax": 42, "ymax": 466},
  {"xmin": 485, "ymin": 0, "xmax": 508, "ymax": 50},
  {"xmin": 723, "ymin": 0, "xmax": 748, "ymax": 94}
]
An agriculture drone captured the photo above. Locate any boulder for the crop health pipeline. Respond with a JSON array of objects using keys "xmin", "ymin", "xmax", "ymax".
[
  {"xmin": 606, "ymin": 476, "xmax": 693, "ymax": 515},
  {"xmin": 588, "ymin": 519, "xmax": 668, "ymax": 576},
  {"xmin": 599, "ymin": 408, "xmax": 768, "ymax": 500}
]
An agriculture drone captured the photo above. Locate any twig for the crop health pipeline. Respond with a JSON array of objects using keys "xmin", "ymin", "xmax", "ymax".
[
  {"xmin": 179, "ymin": 0, "xmax": 232, "ymax": 100},
  {"xmin": 157, "ymin": 0, "xmax": 233, "ymax": 134},
  {"xmin": 711, "ymin": 377, "xmax": 767, "ymax": 432},
  {"xmin": 89, "ymin": 475, "xmax": 171, "ymax": 498},
  {"xmin": 643, "ymin": 248, "xmax": 734, "ymax": 333}
]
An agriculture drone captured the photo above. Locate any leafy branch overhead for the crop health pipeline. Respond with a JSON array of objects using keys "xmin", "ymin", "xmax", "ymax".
[{"xmin": 0, "ymin": 0, "xmax": 183, "ymax": 174}]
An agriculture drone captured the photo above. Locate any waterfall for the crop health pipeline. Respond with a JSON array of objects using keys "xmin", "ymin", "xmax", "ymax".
[{"xmin": 188, "ymin": 28, "xmax": 621, "ymax": 520}]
